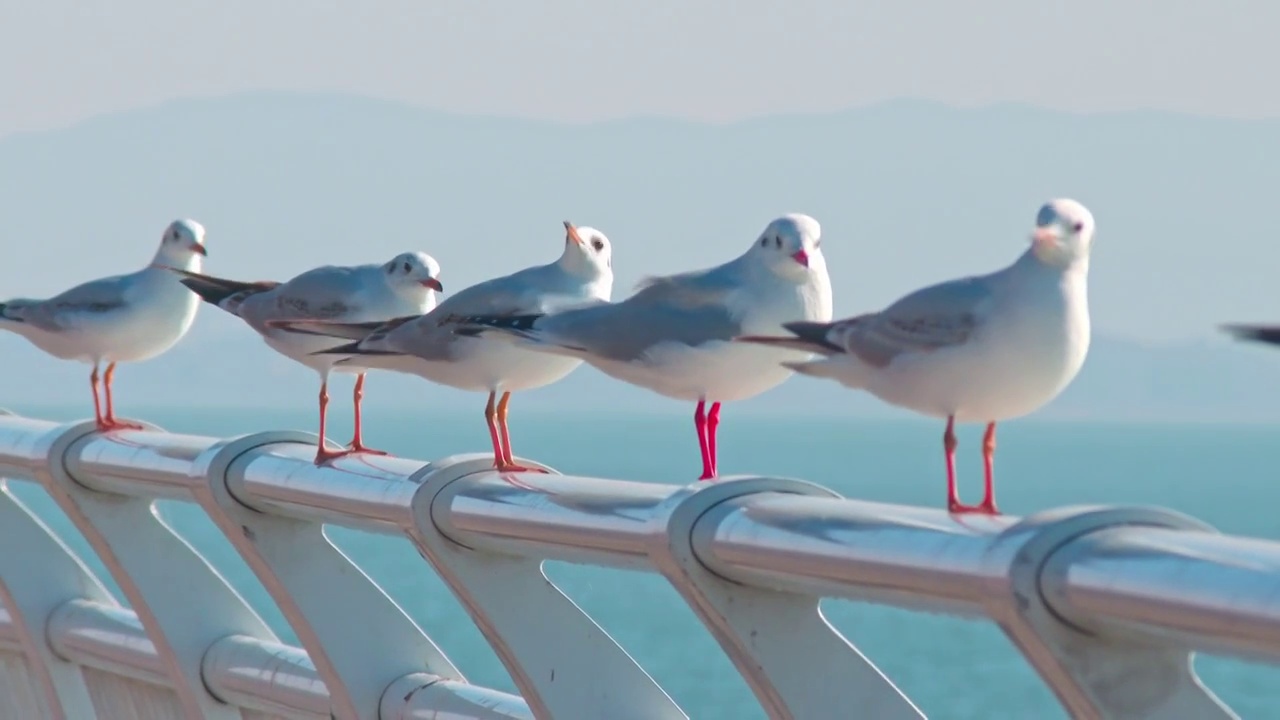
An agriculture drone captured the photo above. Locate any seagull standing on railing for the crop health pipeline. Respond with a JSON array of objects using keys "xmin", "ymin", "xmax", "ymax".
[
  {"xmin": 0, "ymin": 219, "xmax": 208, "ymax": 431},
  {"xmin": 452, "ymin": 214, "xmax": 832, "ymax": 481},
  {"xmin": 737, "ymin": 199, "xmax": 1095, "ymax": 515},
  {"xmin": 275, "ymin": 221, "xmax": 613, "ymax": 473},
  {"xmin": 175, "ymin": 252, "xmax": 443, "ymax": 464}
]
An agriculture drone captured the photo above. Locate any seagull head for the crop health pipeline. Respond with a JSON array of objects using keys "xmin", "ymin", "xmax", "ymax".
[
  {"xmin": 1030, "ymin": 199, "xmax": 1095, "ymax": 267},
  {"xmin": 558, "ymin": 220, "xmax": 614, "ymax": 280},
  {"xmin": 750, "ymin": 213, "xmax": 826, "ymax": 282},
  {"xmin": 155, "ymin": 219, "xmax": 208, "ymax": 269},
  {"xmin": 383, "ymin": 251, "xmax": 444, "ymax": 302}
]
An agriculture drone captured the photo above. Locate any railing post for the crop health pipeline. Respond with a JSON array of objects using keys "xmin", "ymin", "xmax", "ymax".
[
  {"xmin": 408, "ymin": 453, "xmax": 687, "ymax": 720},
  {"xmin": 0, "ymin": 480, "xmax": 103, "ymax": 720},
  {"xmin": 982, "ymin": 505, "xmax": 1236, "ymax": 720},
  {"xmin": 195, "ymin": 430, "xmax": 466, "ymax": 720},
  {"xmin": 649, "ymin": 477, "xmax": 925, "ymax": 720},
  {"xmin": 33, "ymin": 419, "xmax": 277, "ymax": 720}
]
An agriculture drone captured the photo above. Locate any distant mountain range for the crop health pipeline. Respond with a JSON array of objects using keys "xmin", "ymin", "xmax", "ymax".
[{"xmin": 1, "ymin": 92, "xmax": 1279, "ymax": 421}]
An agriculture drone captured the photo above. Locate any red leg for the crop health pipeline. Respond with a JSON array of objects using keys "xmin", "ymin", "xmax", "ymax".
[
  {"xmin": 695, "ymin": 400, "xmax": 715, "ymax": 480},
  {"xmin": 494, "ymin": 391, "xmax": 546, "ymax": 473},
  {"xmin": 945, "ymin": 415, "xmax": 972, "ymax": 513},
  {"xmin": 90, "ymin": 364, "xmax": 105, "ymax": 428},
  {"xmin": 98, "ymin": 362, "xmax": 143, "ymax": 431},
  {"xmin": 347, "ymin": 373, "xmax": 388, "ymax": 456},
  {"xmin": 978, "ymin": 422, "xmax": 1000, "ymax": 514},
  {"xmin": 484, "ymin": 391, "xmax": 505, "ymax": 468},
  {"xmin": 706, "ymin": 402, "xmax": 722, "ymax": 479},
  {"xmin": 314, "ymin": 379, "xmax": 349, "ymax": 464},
  {"xmin": 944, "ymin": 415, "xmax": 984, "ymax": 514}
]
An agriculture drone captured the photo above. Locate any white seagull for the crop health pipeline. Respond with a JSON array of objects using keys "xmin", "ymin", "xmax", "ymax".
[
  {"xmin": 276, "ymin": 221, "xmax": 612, "ymax": 472},
  {"xmin": 175, "ymin": 252, "xmax": 442, "ymax": 464},
  {"xmin": 0, "ymin": 219, "xmax": 208, "ymax": 431},
  {"xmin": 737, "ymin": 199, "xmax": 1095, "ymax": 514},
  {"xmin": 454, "ymin": 213, "xmax": 832, "ymax": 480}
]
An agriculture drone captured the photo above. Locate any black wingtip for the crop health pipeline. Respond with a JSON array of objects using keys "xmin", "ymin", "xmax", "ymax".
[
  {"xmin": 309, "ymin": 341, "xmax": 362, "ymax": 356},
  {"xmin": 1221, "ymin": 323, "xmax": 1280, "ymax": 346},
  {"xmin": 309, "ymin": 341, "xmax": 403, "ymax": 357},
  {"xmin": 779, "ymin": 320, "xmax": 844, "ymax": 353},
  {"xmin": 455, "ymin": 313, "xmax": 545, "ymax": 332}
]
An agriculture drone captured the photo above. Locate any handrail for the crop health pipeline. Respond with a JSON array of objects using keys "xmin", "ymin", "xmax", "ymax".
[{"xmin": 0, "ymin": 410, "xmax": 1273, "ymax": 719}]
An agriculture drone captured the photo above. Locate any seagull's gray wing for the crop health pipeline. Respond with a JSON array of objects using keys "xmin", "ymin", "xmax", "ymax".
[
  {"xmin": 827, "ymin": 275, "xmax": 996, "ymax": 368},
  {"xmin": 431, "ymin": 263, "xmax": 579, "ymax": 323},
  {"xmin": 0, "ymin": 273, "xmax": 136, "ymax": 332},
  {"xmin": 539, "ymin": 265, "xmax": 744, "ymax": 362},
  {"xmin": 241, "ymin": 265, "xmax": 397, "ymax": 338},
  {"xmin": 386, "ymin": 264, "xmax": 591, "ymax": 360}
]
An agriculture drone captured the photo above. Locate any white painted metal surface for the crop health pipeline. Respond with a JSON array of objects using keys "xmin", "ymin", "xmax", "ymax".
[{"xmin": 0, "ymin": 410, "xmax": 1276, "ymax": 719}]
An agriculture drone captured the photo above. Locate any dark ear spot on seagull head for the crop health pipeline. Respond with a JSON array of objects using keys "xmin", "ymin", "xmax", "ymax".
[
  {"xmin": 560, "ymin": 222, "xmax": 614, "ymax": 277},
  {"xmin": 756, "ymin": 213, "xmax": 822, "ymax": 273},
  {"xmin": 163, "ymin": 219, "xmax": 207, "ymax": 257},
  {"xmin": 388, "ymin": 251, "xmax": 444, "ymax": 293},
  {"xmin": 1031, "ymin": 198, "xmax": 1095, "ymax": 265}
]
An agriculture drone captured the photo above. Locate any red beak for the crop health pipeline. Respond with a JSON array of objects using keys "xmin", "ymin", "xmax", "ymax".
[
  {"xmin": 564, "ymin": 220, "xmax": 584, "ymax": 246},
  {"xmin": 792, "ymin": 249, "xmax": 810, "ymax": 267},
  {"xmin": 420, "ymin": 277, "xmax": 444, "ymax": 292},
  {"xmin": 191, "ymin": 243, "xmax": 208, "ymax": 257}
]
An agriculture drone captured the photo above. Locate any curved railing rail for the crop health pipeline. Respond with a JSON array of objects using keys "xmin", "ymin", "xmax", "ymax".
[{"xmin": 0, "ymin": 409, "xmax": 1276, "ymax": 719}]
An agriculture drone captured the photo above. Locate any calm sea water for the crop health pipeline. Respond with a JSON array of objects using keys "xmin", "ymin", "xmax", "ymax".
[{"xmin": 5, "ymin": 405, "xmax": 1279, "ymax": 719}]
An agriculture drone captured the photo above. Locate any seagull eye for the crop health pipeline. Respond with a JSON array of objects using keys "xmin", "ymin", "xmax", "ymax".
[
  {"xmin": 760, "ymin": 238, "xmax": 768, "ymax": 247},
  {"xmin": 402, "ymin": 261, "xmax": 411, "ymax": 273},
  {"xmin": 591, "ymin": 238, "xmax": 604, "ymax": 251},
  {"xmin": 1072, "ymin": 222, "xmax": 1084, "ymax": 233},
  {"xmin": 774, "ymin": 237, "xmax": 781, "ymax": 248}
]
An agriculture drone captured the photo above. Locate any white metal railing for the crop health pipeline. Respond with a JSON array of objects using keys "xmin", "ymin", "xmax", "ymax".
[{"xmin": 0, "ymin": 409, "xmax": 1276, "ymax": 719}]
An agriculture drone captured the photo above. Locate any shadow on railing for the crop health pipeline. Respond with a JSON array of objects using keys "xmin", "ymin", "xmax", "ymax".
[{"xmin": 0, "ymin": 409, "xmax": 1275, "ymax": 719}]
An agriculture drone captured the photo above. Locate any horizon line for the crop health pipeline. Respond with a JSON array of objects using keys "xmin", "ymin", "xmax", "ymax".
[{"xmin": 5, "ymin": 90, "xmax": 1280, "ymax": 145}]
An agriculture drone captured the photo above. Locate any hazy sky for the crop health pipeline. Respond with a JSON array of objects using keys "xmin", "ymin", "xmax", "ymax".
[{"xmin": 3, "ymin": 0, "xmax": 1276, "ymax": 137}]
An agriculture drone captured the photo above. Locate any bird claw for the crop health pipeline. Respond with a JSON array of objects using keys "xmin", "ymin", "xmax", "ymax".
[
  {"xmin": 346, "ymin": 444, "xmax": 390, "ymax": 457},
  {"xmin": 313, "ymin": 448, "xmax": 354, "ymax": 465},
  {"xmin": 95, "ymin": 418, "xmax": 145, "ymax": 432},
  {"xmin": 494, "ymin": 462, "xmax": 547, "ymax": 474},
  {"xmin": 948, "ymin": 500, "xmax": 1000, "ymax": 516}
]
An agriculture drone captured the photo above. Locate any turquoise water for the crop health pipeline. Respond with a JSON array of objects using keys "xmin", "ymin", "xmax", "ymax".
[{"xmin": 5, "ymin": 406, "xmax": 1279, "ymax": 719}]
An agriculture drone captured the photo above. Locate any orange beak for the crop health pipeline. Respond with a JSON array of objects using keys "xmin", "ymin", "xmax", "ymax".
[{"xmin": 564, "ymin": 220, "xmax": 584, "ymax": 246}]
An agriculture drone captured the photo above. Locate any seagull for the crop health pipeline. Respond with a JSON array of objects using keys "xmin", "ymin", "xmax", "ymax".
[
  {"xmin": 0, "ymin": 219, "xmax": 208, "ymax": 431},
  {"xmin": 175, "ymin": 252, "xmax": 443, "ymax": 464},
  {"xmin": 737, "ymin": 199, "xmax": 1095, "ymax": 514},
  {"xmin": 275, "ymin": 221, "xmax": 613, "ymax": 472},
  {"xmin": 453, "ymin": 214, "xmax": 832, "ymax": 480}
]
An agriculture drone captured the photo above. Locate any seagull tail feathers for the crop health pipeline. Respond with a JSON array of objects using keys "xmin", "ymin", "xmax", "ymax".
[
  {"xmin": 274, "ymin": 319, "xmax": 392, "ymax": 341},
  {"xmin": 175, "ymin": 269, "xmax": 277, "ymax": 312},
  {"xmin": 0, "ymin": 302, "xmax": 21, "ymax": 324},
  {"xmin": 309, "ymin": 340, "xmax": 403, "ymax": 357},
  {"xmin": 1220, "ymin": 323, "xmax": 1280, "ymax": 347},
  {"xmin": 735, "ymin": 321, "xmax": 843, "ymax": 355}
]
